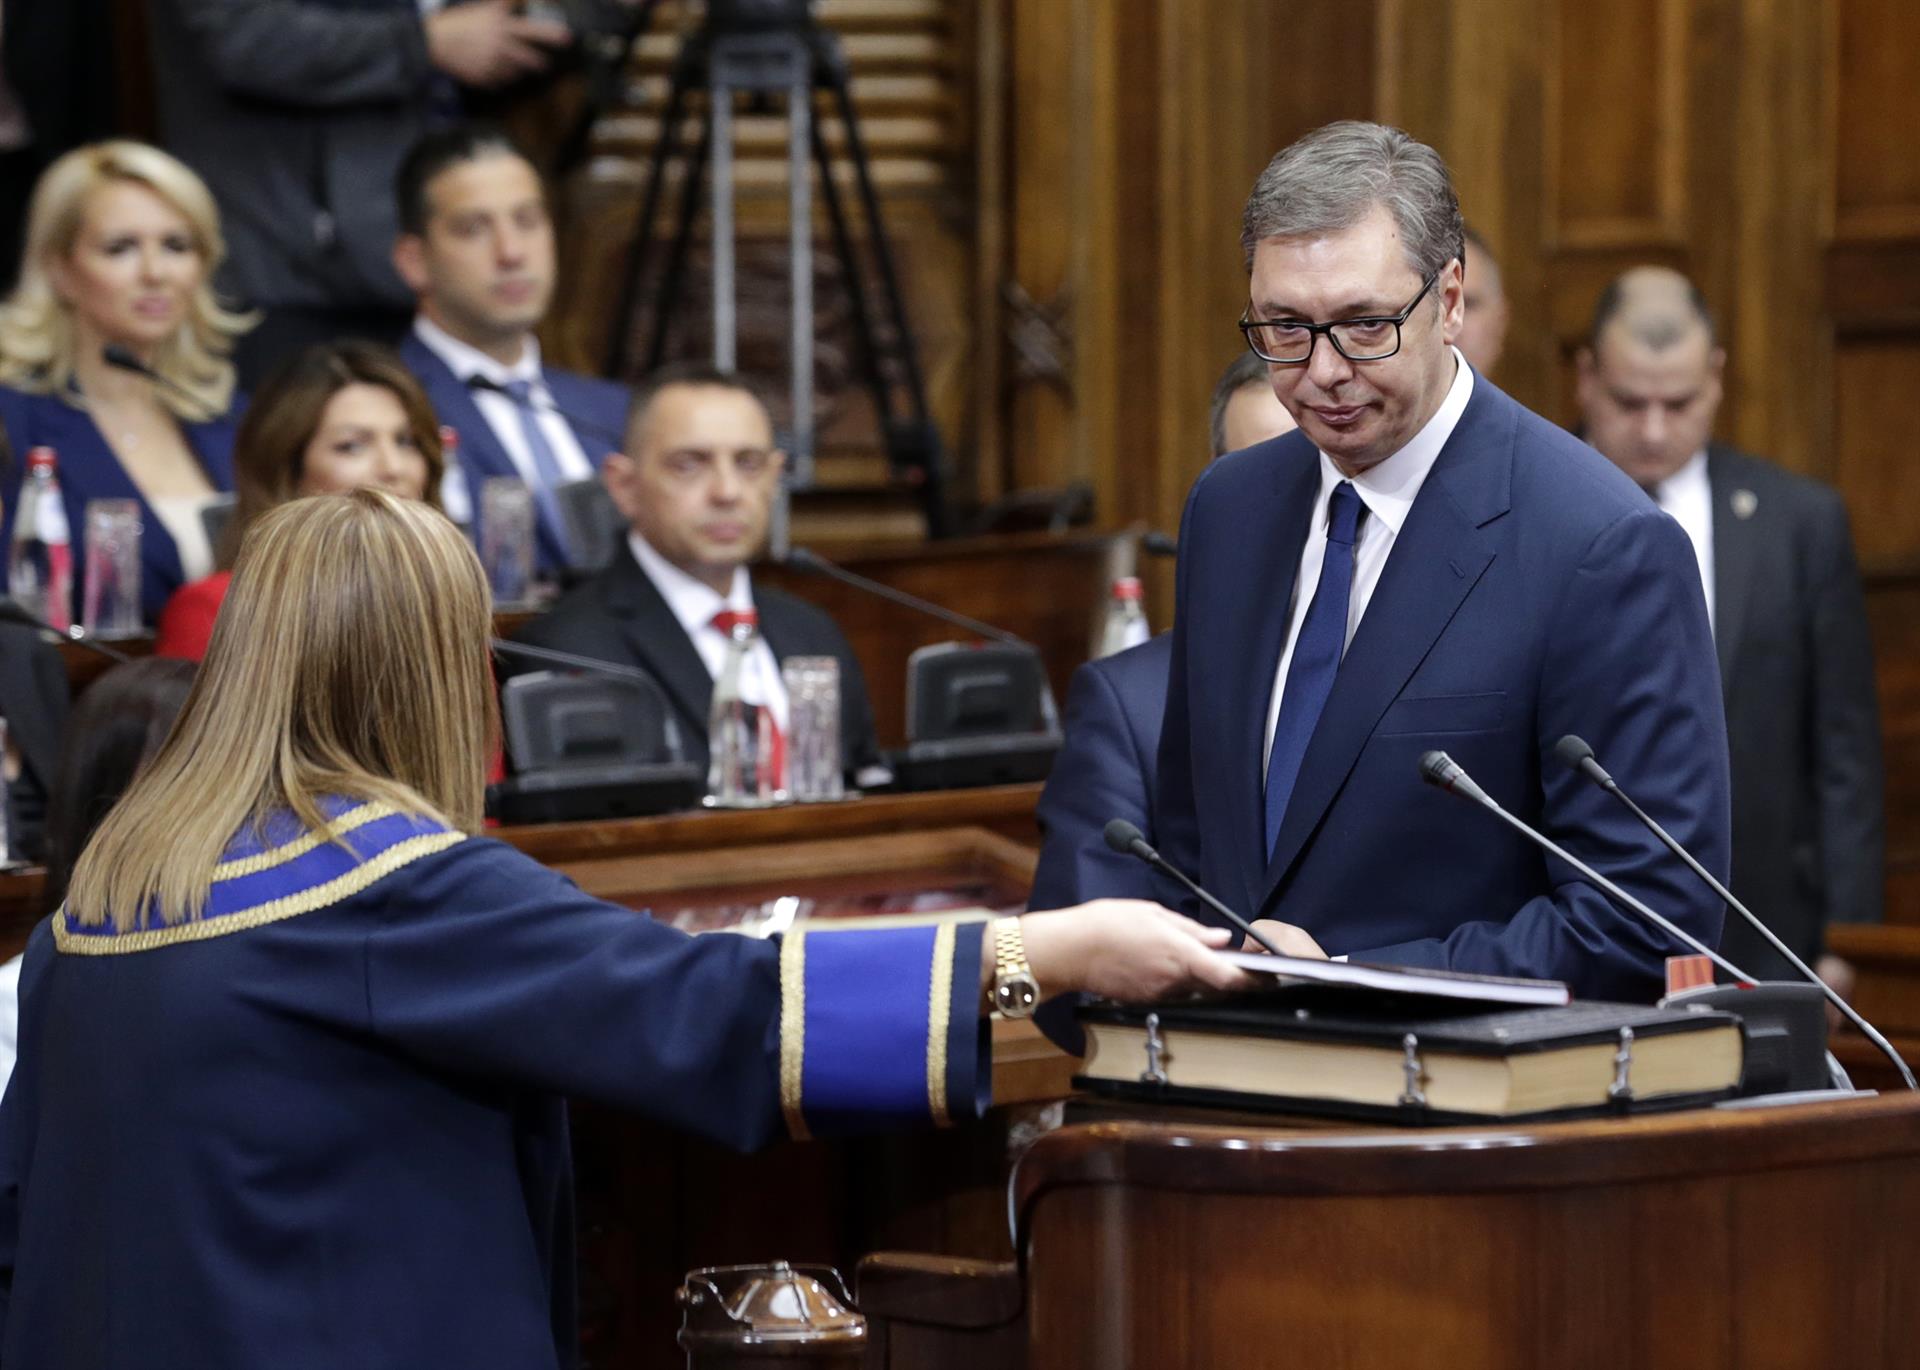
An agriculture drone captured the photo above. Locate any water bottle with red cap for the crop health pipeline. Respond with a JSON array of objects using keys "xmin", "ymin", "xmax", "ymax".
[{"xmin": 8, "ymin": 447, "xmax": 73, "ymax": 633}]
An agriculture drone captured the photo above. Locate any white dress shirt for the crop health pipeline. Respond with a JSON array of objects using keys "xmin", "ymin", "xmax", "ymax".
[
  {"xmin": 628, "ymin": 531, "xmax": 790, "ymax": 730},
  {"xmin": 1646, "ymin": 449, "xmax": 1715, "ymax": 631},
  {"xmin": 1262, "ymin": 348, "xmax": 1476, "ymax": 772},
  {"xmin": 411, "ymin": 316, "xmax": 598, "ymax": 508}
]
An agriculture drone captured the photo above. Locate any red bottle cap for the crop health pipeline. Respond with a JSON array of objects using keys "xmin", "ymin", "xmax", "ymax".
[
  {"xmin": 26, "ymin": 445, "xmax": 56, "ymax": 473},
  {"xmin": 1112, "ymin": 576, "xmax": 1144, "ymax": 601}
]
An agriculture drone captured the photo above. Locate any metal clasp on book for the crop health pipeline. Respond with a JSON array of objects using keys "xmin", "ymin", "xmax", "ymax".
[
  {"xmin": 1398, "ymin": 1033, "xmax": 1427, "ymax": 1109},
  {"xmin": 1140, "ymin": 1012, "xmax": 1170, "ymax": 1086},
  {"xmin": 1609, "ymin": 1026, "xmax": 1636, "ymax": 1104}
]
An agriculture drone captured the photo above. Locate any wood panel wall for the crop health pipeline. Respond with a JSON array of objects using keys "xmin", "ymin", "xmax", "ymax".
[{"xmin": 545, "ymin": 0, "xmax": 1919, "ymax": 917}]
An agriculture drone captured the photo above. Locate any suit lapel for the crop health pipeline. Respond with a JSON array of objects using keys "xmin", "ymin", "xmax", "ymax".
[
  {"xmin": 1706, "ymin": 446, "xmax": 1757, "ymax": 682},
  {"xmin": 603, "ymin": 547, "xmax": 717, "ymax": 743},
  {"xmin": 1260, "ymin": 385, "xmax": 1511, "ymax": 902},
  {"xmin": 402, "ymin": 335, "xmax": 518, "ymax": 489},
  {"xmin": 1219, "ymin": 450, "xmax": 1320, "ymax": 916}
]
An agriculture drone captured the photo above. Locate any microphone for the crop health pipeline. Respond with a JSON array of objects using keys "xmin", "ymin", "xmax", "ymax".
[
  {"xmin": 491, "ymin": 636, "xmax": 664, "ymax": 686},
  {"xmin": 1102, "ymin": 818, "xmax": 1284, "ymax": 957},
  {"xmin": 782, "ymin": 546, "xmax": 1032, "ymax": 651},
  {"xmin": 1554, "ymin": 733, "xmax": 1917, "ymax": 1091},
  {"xmin": 1141, "ymin": 531, "xmax": 1178, "ymax": 558},
  {"xmin": 0, "ymin": 598, "xmax": 132, "ymax": 663},
  {"xmin": 1417, "ymin": 749, "xmax": 1755, "ymax": 984},
  {"xmin": 463, "ymin": 374, "xmax": 626, "ymax": 445}
]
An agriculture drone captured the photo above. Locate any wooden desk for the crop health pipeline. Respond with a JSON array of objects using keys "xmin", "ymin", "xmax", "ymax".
[{"xmin": 864, "ymin": 1093, "xmax": 1920, "ymax": 1370}]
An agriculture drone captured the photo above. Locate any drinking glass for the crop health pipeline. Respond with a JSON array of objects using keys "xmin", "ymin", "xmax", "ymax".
[
  {"xmin": 781, "ymin": 656, "xmax": 844, "ymax": 802},
  {"xmin": 82, "ymin": 498, "xmax": 142, "ymax": 639},
  {"xmin": 479, "ymin": 477, "xmax": 536, "ymax": 607}
]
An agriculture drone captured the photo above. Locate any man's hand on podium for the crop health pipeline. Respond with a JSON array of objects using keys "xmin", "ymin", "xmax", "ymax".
[{"xmin": 1245, "ymin": 918, "xmax": 1329, "ymax": 960}]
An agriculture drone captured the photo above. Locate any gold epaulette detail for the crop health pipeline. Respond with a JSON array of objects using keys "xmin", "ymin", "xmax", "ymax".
[
  {"xmin": 211, "ymin": 802, "xmax": 396, "ymax": 879},
  {"xmin": 779, "ymin": 930, "xmax": 810, "ymax": 1141},
  {"xmin": 926, "ymin": 921, "xmax": 956, "ymax": 1127},
  {"xmin": 53, "ymin": 831, "xmax": 466, "ymax": 956}
]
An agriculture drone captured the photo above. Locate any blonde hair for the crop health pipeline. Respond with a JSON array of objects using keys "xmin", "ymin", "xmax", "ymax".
[
  {"xmin": 65, "ymin": 490, "xmax": 494, "ymax": 932},
  {"xmin": 0, "ymin": 141, "xmax": 253, "ymax": 421}
]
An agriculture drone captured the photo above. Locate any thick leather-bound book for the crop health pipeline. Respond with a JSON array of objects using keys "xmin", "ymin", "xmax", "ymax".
[{"xmin": 1074, "ymin": 992, "xmax": 1744, "ymax": 1124}]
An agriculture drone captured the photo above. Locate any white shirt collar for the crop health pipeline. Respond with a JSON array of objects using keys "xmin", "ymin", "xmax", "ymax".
[
  {"xmin": 1313, "ymin": 346, "xmax": 1475, "ymax": 535},
  {"xmin": 1649, "ymin": 448, "xmax": 1711, "ymax": 507},
  {"xmin": 627, "ymin": 530, "xmax": 753, "ymax": 637},
  {"xmin": 411, "ymin": 314, "xmax": 543, "ymax": 389}
]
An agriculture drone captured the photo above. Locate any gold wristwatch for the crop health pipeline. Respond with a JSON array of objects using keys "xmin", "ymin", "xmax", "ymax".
[{"xmin": 991, "ymin": 917, "xmax": 1040, "ymax": 1018}]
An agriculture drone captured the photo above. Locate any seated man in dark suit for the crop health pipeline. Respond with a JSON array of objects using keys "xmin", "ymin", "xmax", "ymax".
[
  {"xmin": 1159, "ymin": 121, "xmax": 1728, "ymax": 1000},
  {"xmin": 1029, "ymin": 351, "xmax": 1297, "ymax": 913},
  {"xmin": 1577, "ymin": 267, "xmax": 1884, "ymax": 990},
  {"xmin": 391, "ymin": 125, "xmax": 628, "ymax": 574},
  {"xmin": 512, "ymin": 367, "xmax": 884, "ymax": 786}
]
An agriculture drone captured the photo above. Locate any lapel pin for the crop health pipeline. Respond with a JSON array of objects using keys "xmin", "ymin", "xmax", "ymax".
[{"xmin": 1731, "ymin": 489, "xmax": 1758, "ymax": 520}]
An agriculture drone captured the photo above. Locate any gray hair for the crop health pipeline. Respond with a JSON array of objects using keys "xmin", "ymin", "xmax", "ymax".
[
  {"xmin": 1208, "ymin": 351, "xmax": 1270, "ymax": 457},
  {"xmin": 1240, "ymin": 121, "xmax": 1464, "ymax": 282}
]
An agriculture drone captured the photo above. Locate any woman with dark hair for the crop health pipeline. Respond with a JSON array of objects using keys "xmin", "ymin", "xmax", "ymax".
[
  {"xmin": 37, "ymin": 657, "xmax": 196, "ymax": 914},
  {"xmin": 153, "ymin": 340, "xmax": 445, "ymax": 660}
]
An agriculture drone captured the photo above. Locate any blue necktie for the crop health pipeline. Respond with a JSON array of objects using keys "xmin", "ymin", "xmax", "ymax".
[
  {"xmin": 1264, "ymin": 481, "xmax": 1364, "ymax": 862},
  {"xmin": 503, "ymin": 379, "xmax": 574, "ymax": 564}
]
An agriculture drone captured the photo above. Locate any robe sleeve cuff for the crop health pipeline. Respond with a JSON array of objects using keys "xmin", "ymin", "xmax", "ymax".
[{"xmin": 777, "ymin": 920, "xmax": 989, "ymax": 1141}]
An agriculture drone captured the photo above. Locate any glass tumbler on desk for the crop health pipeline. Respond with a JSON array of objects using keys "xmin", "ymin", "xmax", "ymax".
[
  {"xmin": 479, "ymin": 477, "xmax": 535, "ymax": 608},
  {"xmin": 781, "ymin": 656, "xmax": 844, "ymax": 803},
  {"xmin": 81, "ymin": 498, "xmax": 143, "ymax": 639}
]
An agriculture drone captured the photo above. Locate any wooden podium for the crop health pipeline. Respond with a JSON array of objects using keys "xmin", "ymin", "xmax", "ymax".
[{"xmin": 861, "ymin": 1093, "xmax": 1920, "ymax": 1370}]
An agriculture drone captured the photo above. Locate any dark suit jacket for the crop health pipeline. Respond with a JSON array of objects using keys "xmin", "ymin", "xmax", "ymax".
[
  {"xmin": 0, "ymin": 388, "xmax": 239, "ymax": 624},
  {"xmin": 1157, "ymin": 377, "xmax": 1732, "ymax": 1002},
  {"xmin": 399, "ymin": 332, "xmax": 630, "ymax": 574},
  {"xmin": 1029, "ymin": 633, "xmax": 1174, "ymax": 912},
  {"xmin": 0, "ymin": 623, "xmax": 68, "ymax": 863},
  {"xmin": 510, "ymin": 543, "xmax": 884, "ymax": 781},
  {"xmin": 1705, "ymin": 446, "xmax": 1884, "ymax": 977}
]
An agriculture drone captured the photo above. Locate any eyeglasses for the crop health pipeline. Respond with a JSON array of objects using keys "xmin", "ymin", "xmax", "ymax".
[{"xmin": 1239, "ymin": 273, "xmax": 1438, "ymax": 366}]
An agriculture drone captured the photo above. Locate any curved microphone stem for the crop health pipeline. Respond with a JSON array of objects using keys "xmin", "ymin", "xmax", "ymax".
[
  {"xmin": 1421, "ymin": 753, "xmax": 1755, "ymax": 985},
  {"xmin": 0, "ymin": 600, "xmax": 131, "ymax": 664},
  {"xmin": 491, "ymin": 637, "xmax": 663, "ymax": 685},
  {"xmin": 784, "ymin": 548, "xmax": 1031, "ymax": 650},
  {"xmin": 1578, "ymin": 760, "xmax": 1917, "ymax": 1092}
]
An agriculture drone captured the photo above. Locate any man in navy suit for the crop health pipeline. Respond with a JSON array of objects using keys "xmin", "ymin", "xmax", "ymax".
[
  {"xmin": 1028, "ymin": 352, "xmax": 1296, "ymax": 913},
  {"xmin": 392, "ymin": 125, "xmax": 629, "ymax": 575},
  {"xmin": 1158, "ymin": 121, "xmax": 1730, "ymax": 1000}
]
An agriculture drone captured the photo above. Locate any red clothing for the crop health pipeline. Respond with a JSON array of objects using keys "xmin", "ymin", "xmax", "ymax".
[{"xmin": 154, "ymin": 572, "xmax": 232, "ymax": 662}]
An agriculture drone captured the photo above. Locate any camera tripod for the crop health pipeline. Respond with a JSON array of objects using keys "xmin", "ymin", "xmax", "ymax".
[{"xmin": 603, "ymin": 1, "xmax": 950, "ymax": 537}]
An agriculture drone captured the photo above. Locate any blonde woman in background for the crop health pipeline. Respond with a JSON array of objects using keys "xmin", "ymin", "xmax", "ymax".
[{"xmin": 0, "ymin": 140, "xmax": 252, "ymax": 624}]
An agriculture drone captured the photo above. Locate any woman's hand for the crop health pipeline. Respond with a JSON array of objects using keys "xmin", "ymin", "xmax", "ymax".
[{"xmin": 1015, "ymin": 901, "xmax": 1257, "ymax": 1004}]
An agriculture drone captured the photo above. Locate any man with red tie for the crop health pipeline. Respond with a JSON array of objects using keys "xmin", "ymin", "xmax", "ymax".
[{"xmin": 510, "ymin": 366, "xmax": 885, "ymax": 788}]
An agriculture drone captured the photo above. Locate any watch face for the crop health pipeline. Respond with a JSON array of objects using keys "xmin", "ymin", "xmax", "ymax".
[{"xmin": 995, "ymin": 974, "xmax": 1040, "ymax": 1018}]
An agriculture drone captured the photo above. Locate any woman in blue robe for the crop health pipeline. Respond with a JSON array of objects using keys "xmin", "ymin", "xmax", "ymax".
[{"xmin": 0, "ymin": 489, "xmax": 1244, "ymax": 1370}]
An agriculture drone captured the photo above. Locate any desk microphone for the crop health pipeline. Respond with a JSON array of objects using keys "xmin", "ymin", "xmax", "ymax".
[
  {"xmin": 1103, "ymin": 818, "xmax": 1284, "ymax": 957},
  {"xmin": 1141, "ymin": 531, "xmax": 1178, "ymax": 558},
  {"xmin": 491, "ymin": 637, "xmax": 666, "ymax": 686},
  {"xmin": 1554, "ymin": 734, "xmax": 1916, "ymax": 1091},
  {"xmin": 463, "ymin": 374, "xmax": 627, "ymax": 446},
  {"xmin": 782, "ymin": 546, "xmax": 1033, "ymax": 651},
  {"xmin": 1417, "ymin": 750, "xmax": 1754, "ymax": 984},
  {"xmin": 0, "ymin": 598, "xmax": 132, "ymax": 663}
]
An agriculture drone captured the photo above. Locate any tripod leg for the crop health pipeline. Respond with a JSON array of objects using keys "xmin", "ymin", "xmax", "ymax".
[
  {"xmin": 645, "ymin": 113, "xmax": 715, "ymax": 374},
  {"xmin": 824, "ymin": 67, "xmax": 949, "ymax": 534},
  {"xmin": 809, "ymin": 118, "xmax": 894, "ymax": 462},
  {"xmin": 607, "ymin": 54, "xmax": 693, "ymax": 377}
]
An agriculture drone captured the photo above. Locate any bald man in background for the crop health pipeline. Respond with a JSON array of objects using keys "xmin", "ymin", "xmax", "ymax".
[
  {"xmin": 1457, "ymin": 226, "xmax": 1510, "ymax": 379},
  {"xmin": 1578, "ymin": 267, "xmax": 1883, "ymax": 992}
]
